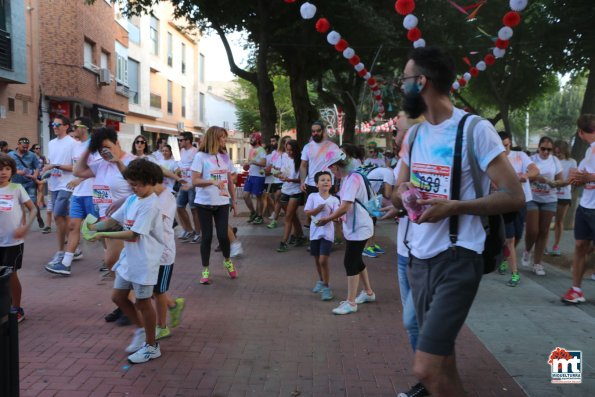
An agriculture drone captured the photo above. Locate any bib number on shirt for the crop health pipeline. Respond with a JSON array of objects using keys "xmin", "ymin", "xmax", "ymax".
[
  {"xmin": 411, "ymin": 163, "xmax": 451, "ymax": 199},
  {"xmin": 124, "ymin": 219, "xmax": 138, "ymax": 242},
  {"xmin": 92, "ymin": 185, "xmax": 112, "ymax": 204},
  {"xmin": 0, "ymin": 195, "xmax": 14, "ymax": 212},
  {"xmin": 51, "ymin": 168, "xmax": 63, "ymax": 178},
  {"xmin": 531, "ymin": 182, "xmax": 550, "ymax": 195}
]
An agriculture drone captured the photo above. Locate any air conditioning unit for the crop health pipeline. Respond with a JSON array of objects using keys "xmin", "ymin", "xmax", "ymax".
[
  {"xmin": 115, "ymin": 84, "xmax": 130, "ymax": 97},
  {"xmin": 98, "ymin": 68, "xmax": 111, "ymax": 86},
  {"xmin": 176, "ymin": 122, "xmax": 185, "ymax": 131}
]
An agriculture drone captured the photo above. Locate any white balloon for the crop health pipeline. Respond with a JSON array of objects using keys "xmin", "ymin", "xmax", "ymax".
[
  {"xmin": 476, "ymin": 61, "xmax": 487, "ymax": 71},
  {"xmin": 413, "ymin": 38, "xmax": 426, "ymax": 48},
  {"xmin": 493, "ymin": 47, "xmax": 506, "ymax": 58},
  {"xmin": 452, "ymin": 82, "xmax": 460, "ymax": 90},
  {"xmin": 509, "ymin": 0, "xmax": 528, "ymax": 12},
  {"xmin": 363, "ymin": 72, "xmax": 371, "ymax": 80},
  {"xmin": 327, "ymin": 31, "xmax": 341, "ymax": 45},
  {"xmin": 299, "ymin": 2, "xmax": 317, "ymax": 20},
  {"xmin": 373, "ymin": 90, "xmax": 381, "ymax": 96},
  {"xmin": 403, "ymin": 14, "xmax": 418, "ymax": 30},
  {"xmin": 498, "ymin": 26, "xmax": 514, "ymax": 41},
  {"xmin": 463, "ymin": 72, "xmax": 472, "ymax": 82},
  {"xmin": 342, "ymin": 48, "xmax": 355, "ymax": 59},
  {"xmin": 354, "ymin": 63, "xmax": 365, "ymax": 72}
]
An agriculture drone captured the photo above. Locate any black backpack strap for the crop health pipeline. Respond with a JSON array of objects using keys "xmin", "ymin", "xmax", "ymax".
[
  {"xmin": 465, "ymin": 116, "xmax": 489, "ymax": 228},
  {"xmin": 449, "ymin": 113, "xmax": 473, "ymax": 246}
]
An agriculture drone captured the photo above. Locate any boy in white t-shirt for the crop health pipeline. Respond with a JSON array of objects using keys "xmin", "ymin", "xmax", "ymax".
[
  {"xmin": 304, "ymin": 171, "xmax": 340, "ymax": 301},
  {"xmin": 88, "ymin": 159, "xmax": 164, "ymax": 364}
]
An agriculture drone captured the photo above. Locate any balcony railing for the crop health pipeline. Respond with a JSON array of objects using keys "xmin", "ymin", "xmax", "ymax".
[{"xmin": 0, "ymin": 29, "xmax": 12, "ymax": 70}]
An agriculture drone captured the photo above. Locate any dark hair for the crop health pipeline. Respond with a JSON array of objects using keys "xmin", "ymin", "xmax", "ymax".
[
  {"xmin": 498, "ymin": 131, "xmax": 511, "ymax": 141},
  {"xmin": 53, "ymin": 114, "xmax": 71, "ymax": 126},
  {"xmin": 131, "ymin": 135, "xmax": 149, "ymax": 155},
  {"xmin": 74, "ymin": 116, "xmax": 93, "ymax": 131},
  {"xmin": 286, "ymin": 139, "xmax": 301, "ymax": 172},
  {"xmin": 554, "ymin": 140, "xmax": 571, "ymax": 159},
  {"xmin": 0, "ymin": 153, "xmax": 17, "ymax": 176},
  {"xmin": 538, "ymin": 136, "xmax": 554, "ymax": 147},
  {"xmin": 408, "ymin": 46, "xmax": 456, "ymax": 95},
  {"xmin": 157, "ymin": 137, "xmax": 167, "ymax": 145},
  {"xmin": 577, "ymin": 114, "xmax": 595, "ymax": 133},
  {"xmin": 122, "ymin": 158, "xmax": 163, "ymax": 185},
  {"xmin": 341, "ymin": 143, "xmax": 364, "ymax": 161},
  {"xmin": 311, "ymin": 121, "xmax": 325, "ymax": 130},
  {"xmin": 89, "ymin": 127, "xmax": 118, "ymax": 153},
  {"xmin": 162, "ymin": 144, "xmax": 172, "ymax": 153},
  {"xmin": 264, "ymin": 144, "xmax": 275, "ymax": 154},
  {"xmin": 271, "ymin": 134, "xmax": 280, "ymax": 142},
  {"xmin": 314, "ymin": 171, "xmax": 332, "ymax": 184},
  {"xmin": 181, "ymin": 131, "xmax": 193, "ymax": 142},
  {"xmin": 0, "ymin": 141, "xmax": 7, "ymax": 148}
]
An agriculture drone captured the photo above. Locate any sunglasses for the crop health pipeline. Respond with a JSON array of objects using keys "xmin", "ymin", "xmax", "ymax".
[
  {"xmin": 51, "ymin": 122, "xmax": 63, "ymax": 128},
  {"xmin": 74, "ymin": 124, "xmax": 88, "ymax": 129},
  {"xmin": 135, "ymin": 140, "xmax": 146, "ymax": 144},
  {"xmin": 19, "ymin": 140, "xmax": 30, "ymax": 144},
  {"xmin": 539, "ymin": 147, "xmax": 552, "ymax": 152}
]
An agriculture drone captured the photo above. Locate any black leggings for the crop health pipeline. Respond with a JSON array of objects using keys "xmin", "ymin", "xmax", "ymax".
[
  {"xmin": 344, "ymin": 240, "xmax": 367, "ymax": 276},
  {"xmin": 196, "ymin": 204, "xmax": 230, "ymax": 267}
]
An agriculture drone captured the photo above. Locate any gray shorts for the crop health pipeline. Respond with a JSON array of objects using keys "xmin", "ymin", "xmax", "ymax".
[
  {"xmin": 50, "ymin": 189, "xmax": 72, "ymax": 217},
  {"xmin": 113, "ymin": 273, "xmax": 154, "ymax": 299},
  {"xmin": 409, "ymin": 247, "xmax": 483, "ymax": 356}
]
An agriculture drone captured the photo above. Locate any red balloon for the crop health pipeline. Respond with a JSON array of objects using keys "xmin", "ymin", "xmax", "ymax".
[
  {"xmin": 458, "ymin": 78, "xmax": 467, "ymax": 87},
  {"xmin": 495, "ymin": 39, "xmax": 509, "ymax": 49},
  {"xmin": 335, "ymin": 39, "xmax": 349, "ymax": 52},
  {"xmin": 407, "ymin": 27, "xmax": 422, "ymax": 42},
  {"xmin": 395, "ymin": 0, "xmax": 415, "ymax": 16},
  {"xmin": 348, "ymin": 55, "xmax": 361, "ymax": 66},
  {"xmin": 367, "ymin": 78, "xmax": 377, "ymax": 86},
  {"xmin": 503, "ymin": 11, "xmax": 521, "ymax": 27},
  {"xmin": 484, "ymin": 54, "xmax": 496, "ymax": 65},
  {"xmin": 315, "ymin": 18, "xmax": 330, "ymax": 33},
  {"xmin": 469, "ymin": 67, "xmax": 479, "ymax": 77},
  {"xmin": 357, "ymin": 68, "xmax": 368, "ymax": 77}
]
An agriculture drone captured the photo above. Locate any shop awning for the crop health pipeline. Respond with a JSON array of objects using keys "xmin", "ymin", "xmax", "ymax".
[{"xmin": 142, "ymin": 124, "xmax": 179, "ymax": 135}]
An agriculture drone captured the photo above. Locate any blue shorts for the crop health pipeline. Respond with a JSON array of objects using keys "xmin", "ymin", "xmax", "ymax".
[
  {"xmin": 574, "ymin": 205, "xmax": 595, "ymax": 243},
  {"xmin": 69, "ymin": 195, "xmax": 98, "ymax": 219},
  {"xmin": 244, "ymin": 176, "xmax": 265, "ymax": 196},
  {"xmin": 176, "ymin": 187, "xmax": 198, "ymax": 208},
  {"xmin": 504, "ymin": 207, "xmax": 526, "ymax": 240},
  {"xmin": 50, "ymin": 190, "xmax": 72, "ymax": 217},
  {"xmin": 526, "ymin": 200, "xmax": 557, "ymax": 213},
  {"xmin": 21, "ymin": 181, "xmax": 37, "ymax": 203},
  {"xmin": 310, "ymin": 238, "xmax": 333, "ymax": 257}
]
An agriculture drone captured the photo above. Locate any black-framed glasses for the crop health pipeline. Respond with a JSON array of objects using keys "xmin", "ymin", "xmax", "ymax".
[
  {"xmin": 51, "ymin": 122, "xmax": 63, "ymax": 128},
  {"xmin": 135, "ymin": 140, "xmax": 146, "ymax": 144},
  {"xmin": 397, "ymin": 74, "xmax": 422, "ymax": 86},
  {"xmin": 539, "ymin": 147, "xmax": 552, "ymax": 152}
]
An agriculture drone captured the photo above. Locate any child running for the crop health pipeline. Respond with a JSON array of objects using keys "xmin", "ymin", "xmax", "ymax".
[
  {"xmin": 0, "ymin": 153, "xmax": 38, "ymax": 323},
  {"xmin": 88, "ymin": 158, "xmax": 165, "ymax": 364},
  {"xmin": 304, "ymin": 171, "xmax": 339, "ymax": 301}
]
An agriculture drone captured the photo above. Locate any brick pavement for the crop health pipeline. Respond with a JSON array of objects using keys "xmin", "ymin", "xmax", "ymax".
[{"xmin": 15, "ymin": 217, "xmax": 526, "ymax": 397}]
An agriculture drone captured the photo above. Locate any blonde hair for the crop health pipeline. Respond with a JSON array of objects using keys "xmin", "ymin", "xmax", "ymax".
[{"xmin": 200, "ymin": 126, "xmax": 228, "ymax": 155}]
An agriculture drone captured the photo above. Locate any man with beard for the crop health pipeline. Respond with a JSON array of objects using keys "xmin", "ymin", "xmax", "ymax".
[
  {"xmin": 243, "ymin": 132, "xmax": 267, "ymax": 224},
  {"xmin": 9, "ymin": 137, "xmax": 44, "ymax": 228},
  {"xmin": 392, "ymin": 46, "xmax": 524, "ymax": 397},
  {"xmin": 300, "ymin": 122, "xmax": 340, "ymax": 228}
]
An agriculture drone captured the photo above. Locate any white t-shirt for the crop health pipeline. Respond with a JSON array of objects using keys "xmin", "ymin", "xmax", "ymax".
[
  {"xmin": 394, "ymin": 160, "xmax": 409, "ymax": 258},
  {"xmin": 265, "ymin": 153, "xmax": 274, "ymax": 184},
  {"xmin": 301, "ymin": 139, "xmax": 340, "ymax": 186},
  {"xmin": 89, "ymin": 153, "xmax": 136, "ymax": 218},
  {"xmin": 400, "ymin": 108, "xmax": 504, "ymax": 259},
  {"xmin": 47, "ymin": 135, "xmax": 77, "ymax": 192},
  {"xmin": 179, "ymin": 147, "xmax": 198, "ymax": 184},
  {"xmin": 557, "ymin": 158, "xmax": 577, "ymax": 200},
  {"xmin": 339, "ymin": 172, "xmax": 374, "ymax": 241},
  {"xmin": 111, "ymin": 193, "xmax": 164, "ymax": 285},
  {"xmin": 304, "ymin": 192, "xmax": 340, "ymax": 242},
  {"xmin": 281, "ymin": 156, "xmax": 302, "ymax": 195},
  {"xmin": 366, "ymin": 167, "xmax": 395, "ymax": 195},
  {"xmin": 530, "ymin": 153, "xmax": 562, "ymax": 203},
  {"xmin": 506, "ymin": 151, "xmax": 535, "ymax": 202},
  {"xmin": 579, "ymin": 142, "xmax": 595, "ymax": 209},
  {"xmin": 364, "ymin": 157, "xmax": 385, "ymax": 168},
  {"xmin": 159, "ymin": 158, "xmax": 178, "ymax": 193},
  {"xmin": 157, "ymin": 189, "xmax": 176, "ymax": 266},
  {"xmin": 270, "ymin": 150, "xmax": 285, "ymax": 184},
  {"xmin": 152, "ymin": 150, "xmax": 164, "ymax": 162},
  {"xmin": 0, "ymin": 183, "xmax": 30, "ymax": 247},
  {"xmin": 248, "ymin": 146, "xmax": 267, "ymax": 177},
  {"xmin": 72, "ymin": 140, "xmax": 101, "ymax": 197},
  {"xmin": 191, "ymin": 151, "xmax": 235, "ymax": 206}
]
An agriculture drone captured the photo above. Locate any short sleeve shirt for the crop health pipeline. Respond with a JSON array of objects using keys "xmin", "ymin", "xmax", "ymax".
[
  {"xmin": 301, "ymin": 140, "xmax": 340, "ymax": 186},
  {"xmin": 557, "ymin": 158, "xmax": 577, "ymax": 200},
  {"xmin": 248, "ymin": 146, "xmax": 267, "ymax": 177},
  {"xmin": 191, "ymin": 152, "xmax": 235, "ymax": 206},
  {"xmin": 304, "ymin": 192, "xmax": 340, "ymax": 242},
  {"xmin": 8, "ymin": 150, "xmax": 39, "ymax": 185},
  {"xmin": 47, "ymin": 135, "xmax": 77, "ymax": 192},
  {"xmin": 338, "ymin": 173, "xmax": 374, "ymax": 241},
  {"xmin": 89, "ymin": 153, "xmax": 136, "ymax": 218},
  {"xmin": 270, "ymin": 150, "xmax": 285, "ymax": 184},
  {"xmin": 579, "ymin": 142, "xmax": 595, "ymax": 209},
  {"xmin": 507, "ymin": 151, "xmax": 535, "ymax": 202},
  {"xmin": 0, "ymin": 183, "xmax": 30, "ymax": 247},
  {"xmin": 179, "ymin": 147, "xmax": 198, "ymax": 184},
  {"xmin": 366, "ymin": 167, "xmax": 395, "ymax": 195},
  {"xmin": 72, "ymin": 140, "xmax": 102, "ymax": 197},
  {"xmin": 157, "ymin": 189, "xmax": 177, "ymax": 265},
  {"xmin": 159, "ymin": 158, "xmax": 179, "ymax": 193},
  {"xmin": 280, "ymin": 156, "xmax": 302, "ymax": 195},
  {"xmin": 530, "ymin": 154, "xmax": 562, "ymax": 203}
]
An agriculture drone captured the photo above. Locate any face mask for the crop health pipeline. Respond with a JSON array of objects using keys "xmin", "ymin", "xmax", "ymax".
[{"xmin": 401, "ymin": 82, "xmax": 427, "ymax": 119}]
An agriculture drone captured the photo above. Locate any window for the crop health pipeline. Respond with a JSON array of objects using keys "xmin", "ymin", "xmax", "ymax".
[
  {"xmin": 181, "ymin": 43, "xmax": 186, "ymax": 74},
  {"xmin": 22, "ymin": 100, "xmax": 28, "ymax": 114},
  {"xmin": 100, "ymin": 51, "xmax": 109, "ymax": 69},
  {"xmin": 116, "ymin": 54, "xmax": 128, "ymax": 83},
  {"xmin": 150, "ymin": 16, "xmax": 159, "ymax": 55},
  {"xmin": 8, "ymin": 97, "xmax": 15, "ymax": 112},
  {"xmin": 150, "ymin": 93, "xmax": 161, "ymax": 109},
  {"xmin": 83, "ymin": 40, "xmax": 95, "ymax": 68},
  {"xmin": 199, "ymin": 54, "xmax": 205, "ymax": 83},
  {"xmin": 167, "ymin": 32, "xmax": 173, "ymax": 67},
  {"xmin": 128, "ymin": 58, "xmax": 140, "ymax": 104},
  {"xmin": 199, "ymin": 92, "xmax": 205, "ymax": 121},
  {"xmin": 167, "ymin": 80, "xmax": 173, "ymax": 114},
  {"xmin": 181, "ymin": 86, "xmax": 186, "ymax": 118},
  {"xmin": 128, "ymin": 16, "xmax": 140, "ymax": 44}
]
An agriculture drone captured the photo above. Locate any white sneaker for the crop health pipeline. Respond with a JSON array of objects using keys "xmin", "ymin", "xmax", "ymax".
[
  {"xmin": 332, "ymin": 301, "xmax": 357, "ymax": 315},
  {"xmin": 354, "ymin": 289, "xmax": 376, "ymax": 304},
  {"xmin": 73, "ymin": 247, "xmax": 83, "ymax": 261},
  {"xmin": 533, "ymin": 263, "xmax": 546, "ymax": 276},
  {"xmin": 127, "ymin": 343, "xmax": 161, "ymax": 364},
  {"xmin": 47, "ymin": 252, "xmax": 64, "ymax": 266},
  {"xmin": 521, "ymin": 251, "xmax": 531, "ymax": 268},
  {"xmin": 230, "ymin": 241, "xmax": 243, "ymax": 258},
  {"xmin": 125, "ymin": 328, "xmax": 146, "ymax": 353}
]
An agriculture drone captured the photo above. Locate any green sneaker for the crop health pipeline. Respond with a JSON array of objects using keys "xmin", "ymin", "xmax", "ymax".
[
  {"xmin": 294, "ymin": 236, "xmax": 308, "ymax": 247},
  {"xmin": 498, "ymin": 261, "xmax": 508, "ymax": 275},
  {"xmin": 223, "ymin": 259, "xmax": 237, "ymax": 279},
  {"xmin": 200, "ymin": 268, "xmax": 210, "ymax": 284},
  {"xmin": 156, "ymin": 326, "xmax": 171, "ymax": 340},
  {"xmin": 277, "ymin": 242, "xmax": 289, "ymax": 252},
  {"xmin": 247, "ymin": 212, "xmax": 257, "ymax": 223},
  {"xmin": 266, "ymin": 220, "xmax": 277, "ymax": 229},
  {"xmin": 252, "ymin": 216, "xmax": 264, "ymax": 225},
  {"xmin": 507, "ymin": 272, "xmax": 520, "ymax": 287},
  {"xmin": 169, "ymin": 298, "xmax": 185, "ymax": 328}
]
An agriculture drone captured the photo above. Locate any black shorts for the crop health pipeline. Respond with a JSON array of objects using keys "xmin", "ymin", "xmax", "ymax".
[
  {"xmin": 558, "ymin": 199, "xmax": 571, "ymax": 206},
  {"xmin": 264, "ymin": 183, "xmax": 282, "ymax": 193},
  {"xmin": 0, "ymin": 244, "xmax": 24, "ymax": 271},
  {"xmin": 344, "ymin": 240, "xmax": 367, "ymax": 276},
  {"xmin": 504, "ymin": 207, "xmax": 526, "ymax": 240},
  {"xmin": 153, "ymin": 264, "xmax": 174, "ymax": 294},
  {"xmin": 310, "ymin": 238, "xmax": 333, "ymax": 257},
  {"xmin": 575, "ymin": 205, "xmax": 595, "ymax": 243},
  {"xmin": 280, "ymin": 192, "xmax": 304, "ymax": 204}
]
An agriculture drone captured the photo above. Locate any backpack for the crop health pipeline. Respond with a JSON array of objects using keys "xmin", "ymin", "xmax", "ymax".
[
  {"xmin": 407, "ymin": 113, "xmax": 505, "ymax": 274},
  {"xmin": 349, "ymin": 171, "xmax": 381, "ymax": 233}
]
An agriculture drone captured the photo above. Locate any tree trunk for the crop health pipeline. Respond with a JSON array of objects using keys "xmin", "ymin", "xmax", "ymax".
[
  {"xmin": 255, "ymin": 0, "xmax": 277, "ymax": 140},
  {"xmin": 289, "ymin": 67, "xmax": 317, "ymax": 146},
  {"xmin": 341, "ymin": 91, "xmax": 356, "ymax": 144}
]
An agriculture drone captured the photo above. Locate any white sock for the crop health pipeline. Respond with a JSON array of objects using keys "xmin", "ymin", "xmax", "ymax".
[
  {"xmin": 572, "ymin": 286, "xmax": 582, "ymax": 293},
  {"xmin": 62, "ymin": 252, "xmax": 74, "ymax": 267}
]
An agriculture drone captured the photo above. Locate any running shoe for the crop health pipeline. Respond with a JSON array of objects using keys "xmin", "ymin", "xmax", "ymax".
[
  {"xmin": 104, "ymin": 307, "xmax": 122, "ymax": 323},
  {"xmin": 507, "ymin": 272, "xmax": 520, "ymax": 287},
  {"xmin": 277, "ymin": 242, "xmax": 289, "ymax": 252},
  {"xmin": 190, "ymin": 233, "xmax": 202, "ymax": 244},
  {"xmin": 116, "ymin": 314, "xmax": 131, "ymax": 326},
  {"xmin": 294, "ymin": 236, "xmax": 308, "ymax": 247},
  {"xmin": 41, "ymin": 226, "xmax": 52, "ymax": 234},
  {"xmin": 200, "ymin": 268, "xmax": 211, "ymax": 284},
  {"xmin": 372, "ymin": 244, "xmax": 385, "ymax": 254},
  {"xmin": 73, "ymin": 247, "xmax": 83, "ymax": 261},
  {"xmin": 128, "ymin": 343, "xmax": 161, "ymax": 364},
  {"xmin": 45, "ymin": 262, "xmax": 71, "ymax": 276},
  {"xmin": 47, "ymin": 251, "xmax": 64, "ymax": 266},
  {"xmin": 180, "ymin": 232, "xmax": 194, "ymax": 243},
  {"xmin": 252, "ymin": 216, "xmax": 264, "ymax": 225},
  {"xmin": 230, "ymin": 241, "xmax": 243, "ymax": 258},
  {"xmin": 533, "ymin": 263, "xmax": 546, "ymax": 276},
  {"xmin": 362, "ymin": 247, "xmax": 378, "ymax": 258},
  {"xmin": 155, "ymin": 326, "xmax": 171, "ymax": 340},
  {"xmin": 355, "ymin": 290, "xmax": 376, "ymax": 304},
  {"xmin": 561, "ymin": 288, "xmax": 586, "ymax": 304},
  {"xmin": 550, "ymin": 245, "xmax": 561, "ymax": 256},
  {"xmin": 247, "ymin": 212, "xmax": 257, "ymax": 223},
  {"xmin": 397, "ymin": 382, "xmax": 430, "ymax": 397},
  {"xmin": 125, "ymin": 328, "xmax": 146, "ymax": 353},
  {"xmin": 312, "ymin": 280, "xmax": 324, "ymax": 293},
  {"xmin": 332, "ymin": 301, "xmax": 357, "ymax": 315},
  {"xmin": 266, "ymin": 220, "xmax": 278, "ymax": 229},
  {"xmin": 287, "ymin": 235, "xmax": 297, "ymax": 246},
  {"xmin": 223, "ymin": 259, "xmax": 237, "ymax": 279},
  {"xmin": 498, "ymin": 261, "xmax": 508, "ymax": 275},
  {"xmin": 521, "ymin": 251, "xmax": 531, "ymax": 268},
  {"xmin": 333, "ymin": 238, "xmax": 343, "ymax": 246},
  {"xmin": 320, "ymin": 287, "xmax": 333, "ymax": 301},
  {"xmin": 13, "ymin": 307, "xmax": 25, "ymax": 323},
  {"xmin": 169, "ymin": 298, "xmax": 185, "ymax": 328},
  {"xmin": 177, "ymin": 231, "xmax": 192, "ymax": 240}
]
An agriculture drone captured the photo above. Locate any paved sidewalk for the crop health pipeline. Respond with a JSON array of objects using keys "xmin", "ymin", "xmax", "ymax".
[{"xmin": 16, "ymin": 216, "xmax": 525, "ymax": 397}]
